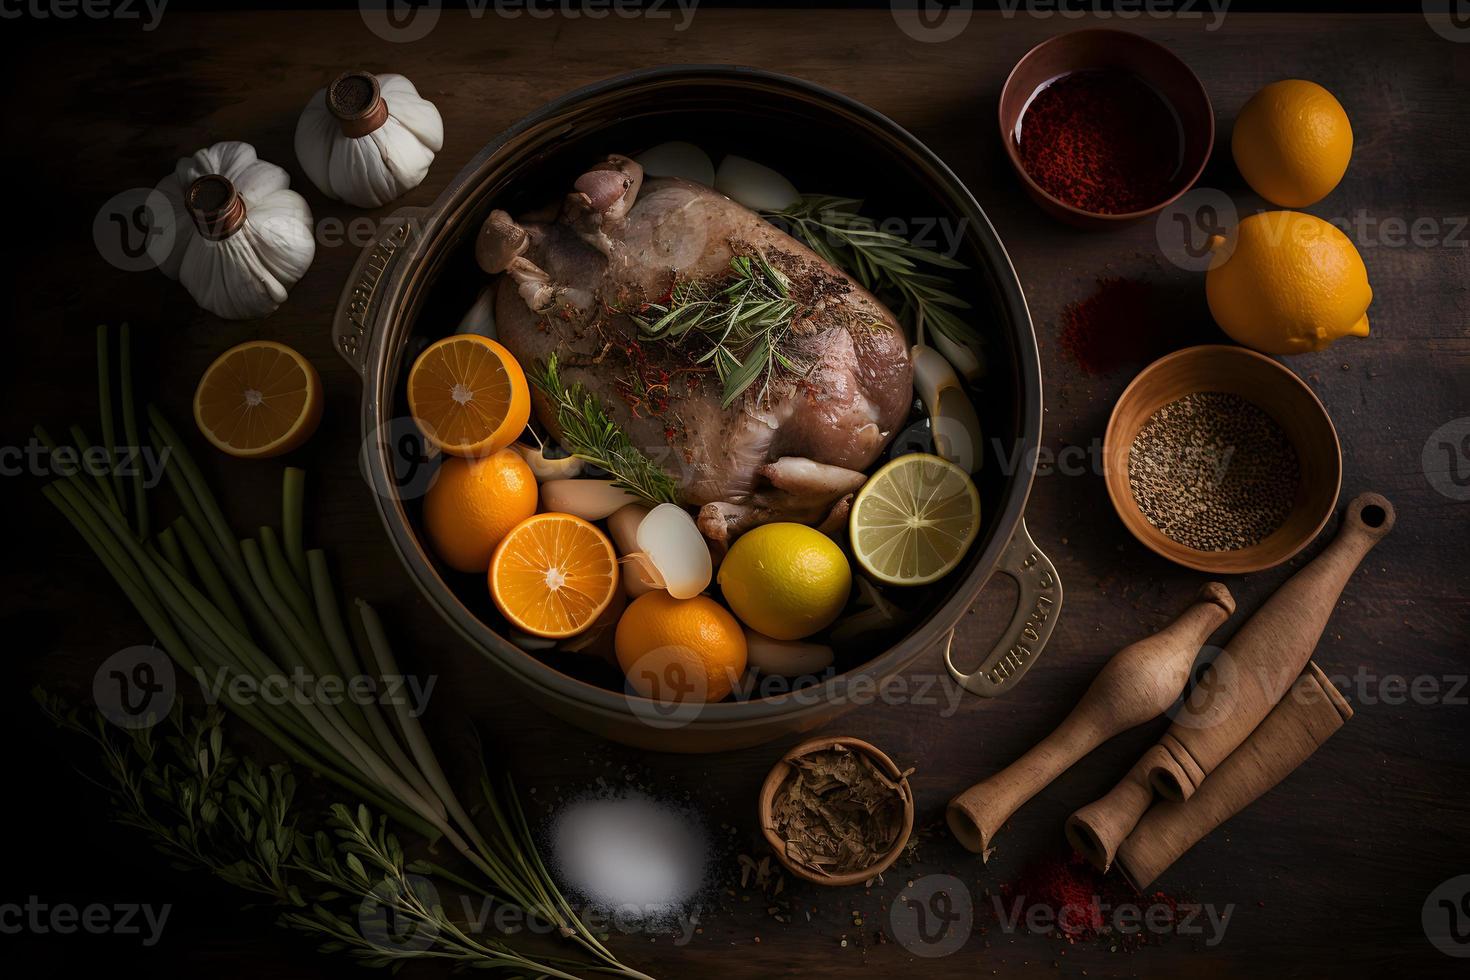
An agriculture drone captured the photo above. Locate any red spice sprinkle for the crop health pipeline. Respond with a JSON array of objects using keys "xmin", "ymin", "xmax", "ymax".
[
  {"xmin": 1058, "ymin": 277, "xmax": 1166, "ymax": 376},
  {"xmin": 1018, "ymin": 71, "xmax": 1183, "ymax": 215}
]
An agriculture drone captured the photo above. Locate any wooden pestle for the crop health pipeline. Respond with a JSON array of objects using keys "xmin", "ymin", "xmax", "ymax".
[
  {"xmin": 1146, "ymin": 493, "xmax": 1393, "ymax": 803},
  {"xmin": 946, "ymin": 582, "xmax": 1234, "ymax": 856},
  {"xmin": 1115, "ymin": 661, "xmax": 1352, "ymax": 890},
  {"xmin": 1065, "ymin": 743, "xmax": 1178, "ymax": 873}
]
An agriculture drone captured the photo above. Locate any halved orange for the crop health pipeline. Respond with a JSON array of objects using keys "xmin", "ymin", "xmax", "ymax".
[
  {"xmin": 490, "ymin": 513, "xmax": 620, "ymax": 639},
  {"xmin": 193, "ymin": 340, "xmax": 323, "ymax": 459},
  {"xmin": 407, "ymin": 335, "xmax": 530, "ymax": 457}
]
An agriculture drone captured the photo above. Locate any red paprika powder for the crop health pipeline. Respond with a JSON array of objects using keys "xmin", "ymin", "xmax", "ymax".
[{"xmin": 1018, "ymin": 71, "xmax": 1184, "ymax": 214}]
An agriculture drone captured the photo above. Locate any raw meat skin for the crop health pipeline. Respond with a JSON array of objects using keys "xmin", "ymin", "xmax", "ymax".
[{"xmin": 478, "ymin": 155, "xmax": 913, "ymax": 541}]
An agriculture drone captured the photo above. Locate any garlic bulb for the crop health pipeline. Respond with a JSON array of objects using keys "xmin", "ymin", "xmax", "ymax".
[
  {"xmin": 155, "ymin": 141, "xmax": 315, "ymax": 321},
  {"xmin": 295, "ymin": 71, "xmax": 443, "ymax": 209}
]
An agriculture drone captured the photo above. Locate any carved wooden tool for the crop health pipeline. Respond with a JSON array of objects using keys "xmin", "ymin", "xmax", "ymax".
[
  {"xmin": 946, "ymin": 582, "xmax": 1234, "ymax": 856},
  {"xmin": 1115, "ymin": 661, "xmax": 1352, "ymax": 890},
  {"xmin": 1145, "ymin": 493, "xmax": 1393, "ymax": 803}
]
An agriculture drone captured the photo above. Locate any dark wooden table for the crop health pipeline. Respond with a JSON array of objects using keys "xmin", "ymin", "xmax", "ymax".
[{"xmin": 4, "ymin": 7, "xmax": 1468, "ymax": 979}]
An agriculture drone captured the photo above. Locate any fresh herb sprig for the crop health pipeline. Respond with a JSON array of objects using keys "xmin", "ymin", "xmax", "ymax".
[
  {"xmin": 764, "ymin": 195, "xmax": 979, "ymax": 348},
  {"xmin": 36, "ymin": 696, "xmax": 593, "ymax": 977},
  {"xmin": 633, "ymin": 253, "xmax": 807, "ymax": 409},
  {"xmin": 531, "ymin": 353, "xmax": 680, "ymax": 505}
]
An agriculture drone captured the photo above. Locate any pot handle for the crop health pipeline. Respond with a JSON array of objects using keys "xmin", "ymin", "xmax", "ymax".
[
  {"xmin": 332, "ymin": 206, "xmax": 428, "ymax": 378},
  {"xmin": 944, "ymin": 519, "xmax": 1062, "ymax": 697}
]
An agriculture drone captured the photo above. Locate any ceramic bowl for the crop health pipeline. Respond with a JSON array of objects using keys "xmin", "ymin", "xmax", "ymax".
[
  {"xmin": 998, "ymin": 28, "xmax": 1215, "ymax": 229},
  {"xmin": 758, "ymin": 736, "xmax": 914, "ymax": 886},
  {"xmin": 1103, "ymin": 345, "xmax": 1342, "ymax": 574}
]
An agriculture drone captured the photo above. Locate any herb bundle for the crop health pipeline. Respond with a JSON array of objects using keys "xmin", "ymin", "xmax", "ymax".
[
  {"xmin": 35, "ymin": 325, "xmax": 653, "ymax": 980},
  {"xmin": 633, "ymin": 252, "xmax": 808, "ymax": 409},
  {"xmin": 530, "ymin": 352, "xmax": 680, "ymax": 505},
  {"xmin": 763, "ymin": 195, "xmax": 979, "ymax": 349},
  {"xmin": 36, "ymin": 697, "xmax": 593, "ymax": 975}
]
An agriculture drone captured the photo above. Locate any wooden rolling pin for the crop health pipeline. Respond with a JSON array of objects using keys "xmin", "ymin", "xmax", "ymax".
[
  {"xmin": 946, "ymin": 582, "xmax": 1234, "ymax": 856},
  {"xmin": 1115, "ymin": 661, "xmax": 1352, "ymax": 889},
  {"xmin": 1146, "ymin": 493, "xmax": 1393, "ymax": 803}
]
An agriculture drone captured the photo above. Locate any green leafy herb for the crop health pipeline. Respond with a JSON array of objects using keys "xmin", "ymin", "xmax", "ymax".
[
  {"xmin": 633, "ymin": 253, "xmax": 808, "ymax": 409},
  {"xmin": 530, "ymin": 353, "xmax": 681, "ymax": 505},
  {"xmin": 763, "ymin": 195, "xmax": 980, "ymax": 349}
]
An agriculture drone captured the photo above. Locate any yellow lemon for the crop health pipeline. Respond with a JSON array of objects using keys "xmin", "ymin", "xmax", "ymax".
[
  {"xmin": 1206, "ymin": 211, "xmax": 1372, "ymax": 355},
  {"xmin": 717, "ymin": 523, "xmax": 852, "ymax": 641},
  {"xmin": 1232, "ymin": 80, "xmax": 1352, "ymax": 208}
]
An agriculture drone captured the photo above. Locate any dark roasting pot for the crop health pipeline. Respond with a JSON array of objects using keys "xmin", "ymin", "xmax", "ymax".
[{"xmin": 335, "ymin": 66, "xmax": 1060, "ymax": 752}]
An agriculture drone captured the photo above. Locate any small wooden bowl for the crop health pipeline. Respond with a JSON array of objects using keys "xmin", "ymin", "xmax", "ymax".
[
  {"xmin": 1104, "ymin": 346, "xmax": 1342, "ymax": 574},
  {"xmin": 758, "ymin": 736, "xmax": 914, "ymax": 887},
  {"xmin": 998, "ymin": 29, "xmax": 1214, "ymax": 229}
]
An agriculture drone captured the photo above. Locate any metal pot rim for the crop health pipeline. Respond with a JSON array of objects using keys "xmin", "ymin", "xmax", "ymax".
[{"xmin": 350, "ymin": 64, "xmax": 1044, "ymax": 723}]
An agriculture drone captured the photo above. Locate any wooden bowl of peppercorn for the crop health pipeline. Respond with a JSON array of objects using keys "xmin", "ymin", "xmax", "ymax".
[
  {"xmin": 999, "ymin": 29, "xmax": 1215, "ymax": 229},
  {"xmin": 1104, "ymin": 346, "xmax": 1342, "ymax": 574}
]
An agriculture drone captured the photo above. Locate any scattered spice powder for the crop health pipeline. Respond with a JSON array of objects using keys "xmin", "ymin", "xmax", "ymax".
[
  {"xmin": 1018, "ymin": 70, "xmax": 1184, "ymax": 214},
  {"xmin": 1057, "ymin": 277, "xmax": 1167, "ymax": 375},
  {"xmin": 1128, "ymin": 392, "xmax": 1300, "ymax": 551},
  {"xmin": 997, "ymin": 852, "xmax": 1194, "ymax": 950},
  {"xmin": 770, "ymin": 744, "xmax": 911, "ymax": 878}
]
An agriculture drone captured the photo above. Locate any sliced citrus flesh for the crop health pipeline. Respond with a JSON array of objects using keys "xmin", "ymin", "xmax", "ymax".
[
  {"xmin": 193, "ymin": 340, "xmax": 323, "ymax": 459},
  {"xmin": 849, "ymin": 453, "xmax": 981, "ymax": 586},
  {"xmin": 407, "ymin": 335, "xmax": 530, "ymax": 457},
  {"xmin": 490, "ymin": 513, "xmax": 619, "ymax": 639}
]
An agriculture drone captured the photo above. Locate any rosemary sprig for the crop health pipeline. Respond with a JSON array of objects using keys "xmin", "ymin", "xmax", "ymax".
[
  {"xmin": 530, "ymin": 353, "xmax": 680, "ymax": 505},
  {"xmin": 763, "ymin": 195, "xmax": 980, "ymax": 348},
  {"xmin": 633, "ymin": 253, "xmax": 806, "ymax": 409},
  {"xmin": 36, "ymin": 695, "xmax": 590, "ymax": 977}
]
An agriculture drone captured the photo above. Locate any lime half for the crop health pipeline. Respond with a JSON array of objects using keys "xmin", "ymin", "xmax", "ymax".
[{"xmin": 849, "ymin": 453, "xmax": 981, "ymax": 585}]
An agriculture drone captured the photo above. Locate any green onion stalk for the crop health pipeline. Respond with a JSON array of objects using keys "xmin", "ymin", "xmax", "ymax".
[{"xmin": 38, "ymin": 325, "xmax": 656, "ymax": 980}]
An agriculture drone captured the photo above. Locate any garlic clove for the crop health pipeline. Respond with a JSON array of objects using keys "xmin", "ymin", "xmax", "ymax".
[
  {"xmin": 744, "ymin": 630, "xmax": 835, "ymax": 678},
  {"xmin": 607, "ymin": 504, "xmax": 660, "ymax": 598},
  {"xmin": 912, "ymin": 343, "xmax": 984, "ymax": 473},
  {"xmin": 538, "ymin": 479, "xmax": 640, "ymax": 521},
  {"xmin": 636, "ymin": 503, "xmax": 712, "ymax": 600},
  {"xmin": 510, "ymin": 441, "xmax": 584, "ymax": 482},
  {"xmin": 636, "ymin": 141, "xmax": 716, "ymax": 186},
  {"xmin": 714, "ymin": 155, "xmax": 800, "ymax": 211}
]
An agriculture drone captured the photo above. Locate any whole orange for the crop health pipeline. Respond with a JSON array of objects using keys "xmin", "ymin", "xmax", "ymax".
[
  {"xmin": 615, "ymin": 592, "xmax": 748, "ymax": 704},
  {"xmin": 423, "ymin": 449, "xmax": 537, "ymax": 573}
]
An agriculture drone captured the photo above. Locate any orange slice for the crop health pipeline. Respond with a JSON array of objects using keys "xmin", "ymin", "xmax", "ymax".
[
  {"xmin": 407, "ymin": 335, "xmax": 530, "ymax": 457},
  {"xmin": 193, "ymin": 340, "xmax": 323, "ymax": 459},
  {"xmin": 490, "ymin": 513, "xmax": 620, "ymax": 639}
]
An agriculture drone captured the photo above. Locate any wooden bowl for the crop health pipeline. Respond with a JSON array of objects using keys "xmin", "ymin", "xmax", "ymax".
[
  {"xmin": 758, "ymin": 736, "xmax": 914, "ymax": 887},
  {"xmin": 998, "ymin": 29, "xmax": 1214, "ymax": 229},
  {"xmin": 1103, "ymin": 346, "xmax": 1342, "ymax": 574}
]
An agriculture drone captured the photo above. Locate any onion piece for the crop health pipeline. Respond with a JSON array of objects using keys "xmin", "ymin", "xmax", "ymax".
[
  {"xmin": 607, "ymin": 503, "xmax": 660, "ymax": 597},
  {"xmin": 511, "ymin": 441, "xmax": 584, "ymax": 482},
  {"xmin": 912, "ymin": 343, "xmax": 984, "ymax": 473},
  {"xmin": 744, "ymin": 629, "xmax": 834, "ymax": 677},
  {"xmin": 714, "ymin": 155, "xmax": 799, "ymax": 211},
  {"xmin": 635, "ymin": 503, "xmax": 712, "ymax": 600},
  {"xmin": 635, "ymin": 141, "xmax": 715, "ymax": 186},
  {"xmin": 538, "ymin": 479, "xmax": 640, "ymax": 520},
  {"xmin": 455, "ymin": 284, "xmax": 497, "ymax": 338}
]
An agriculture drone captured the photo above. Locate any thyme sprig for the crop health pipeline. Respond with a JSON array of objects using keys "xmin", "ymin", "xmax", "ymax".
[
  {"xmin": 763, "ymin": 195, "xmax": 980, "ymax": 348},
  {"xmin": 633, "ymin": 253, "xmax": 808, "ymax": 409},
  {"xmin": 531, "ymin": 353, "xmax": 680, "ymax": 505}
]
